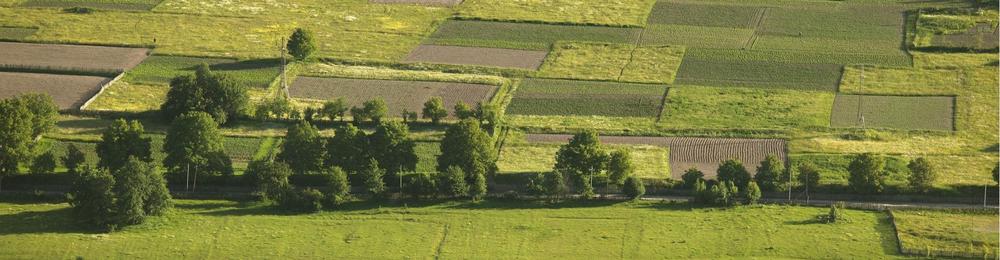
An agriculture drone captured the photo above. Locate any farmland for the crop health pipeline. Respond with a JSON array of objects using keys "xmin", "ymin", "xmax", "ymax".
[
  {"xmin": 497, "ymin": 142, "xmax": 670, "ymax": 179},
  {"xmin": 289, "ymin": 77, "xmax": 498, "ymax": 118},
  {"xmin": 20, "ymin": 0, "xmax": 164, "ymax": 10},
  {"xmin": 506, "ymin": 78, "xmax": 666, "ymax": 118},
  {"xmin": 123, "ymin": 55, "xmax": 281, "ymax": 88},
  {"xmin": 424, "ymin": 20, "xmax": 641, "ymax": 50},
  {"xmin": 455, "ymin": 0, "xmax": 656, "ymax": 27},
  {"xmin": 0, "ymin": 42, "xmax": 148, "ymax": 72},
  {"xmin": 538, "ymin": 42, "xmax": 685, "ymax": 84},
  {"xmin": 830, "ymin": 94, "xmax": 955, "ymax": 131},
  {"xmin": 0, "ymin": 26, "xmax": 35, "ymax": 40},
  {"xmin": 404, "ymin": 45, "xmax": 549, "ymax": 70},
  {"xmin": 0, "ymin": 72, "xmax": 110, "ymax": 110},
  {"xmin": 659, "ymin": 86, "xmax": 834, "ymax": 130},
  {"xmin": 892, "ymin": 209, "xmax": 999, "ymax": 258}
]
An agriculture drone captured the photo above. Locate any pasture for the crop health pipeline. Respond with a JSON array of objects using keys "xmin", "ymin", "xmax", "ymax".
[
  {"xmin": 289, "ymin": 77, "xmax": 497, "ymax": 118},
  {"xmin": 0, "ymin": 42, "xmax": 148, "ymax": 72},
  {"xmin": 0, "ymin": 72, "xmax": 110, "ymax": 110},
  {"xmin": 892, "ymin": 209, "xmax": 999, "ymax": 258},
  {"xmin": 506, "ymin": 78, "xmax": 666, "ymax": 118},
  {"xmin": 658, "ymin": 86, "xmax": 834, "ymax": 130},
  {"xmin": 0, "ymin": 200, "xmax": 902, "ymax": 259},
  {"xmin": 830, "ymin": 94, "xmax": 955, "ymax": 131},
  {"xmin": 424, "ymin": 20, "xmax": 641, "ymax": 50},
  {"xmin": 404, "ymin": 45, "xmax": 549, "ymax": 70},
  {"xmin": 538, "ymin": 42, "xmax": 685, "ymax": 84}
]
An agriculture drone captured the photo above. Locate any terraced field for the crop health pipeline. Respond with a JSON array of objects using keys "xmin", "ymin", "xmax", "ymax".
[{"xmin": 507, "ymin": 78, "xmax": 666, "ymax": 118}]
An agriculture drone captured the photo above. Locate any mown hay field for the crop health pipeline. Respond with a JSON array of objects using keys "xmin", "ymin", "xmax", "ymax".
[
  {"xmin": 830, "ymin": 94, "xmax": 955, "ymax": 131},
  {"xmin": 0, "ymin": 200, "xmax": 900, "ymax": 259},
  {"xmin": 506, "ymin": 78, "xmax": 666, "ymax": 118},
  {"xmin": 424, "ymin": 20, "xmax": 641, "ymax": 50},
  {"xmin": 659, "ymin": 86, "xmax": 834, "ymax": 130},
  {"xmin": 455, "ymin": 0, "xmax": 656, "ymax": 27},
  {"xmin": 892, "ymin": 210, "xmax": 999, "ymax": 258},
  {"xmin": 404, "ymin": 45, "xmax": 548, "ymax": 70},
  {"xmin": 537, "ymin": 42, "xmax": 685, "ymax": 84},
  {"xmin": 123, "ymin": 55, "xmax": 281, "ymax": 89},
  {"xmin": 0, "ymin": 72, "xmax": 110, "ymax": 110},
  {"xmin": 0, "ymin": 42, "xmax": 148, "ymax": 71},
  {"xmin": 289, "ymin": 77, "xmax": 497, "ymax": 119},
  {"xmin": 20, "ymin": 0, "xmax": 163, "ymax": 10}
]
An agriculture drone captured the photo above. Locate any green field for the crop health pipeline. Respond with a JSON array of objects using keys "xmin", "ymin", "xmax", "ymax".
[
  {"xmin": 647, "ymin": 1, "xmax": 761, "ymax": 28},
  {"xmin": 674, "ymin": 58, "xmax": 843, "ymax": 91},
  {"xmin": 424, "ymin": 20, "xmax": 641, "ymax": 50},
  {"xmin": 892, "ymin": 209, "xmax": 999, "ymax": 258},
  {"xmin": 497, "ymin": 142, "xmax": 670, "ymax": 179},
  {"xmin": 830, "ymin": 94, "xmax": 955, "ymax": 131},
  {"xmin": 0, "ymin": 26, "xmax": 35, "ymax": 40},
  {"xmin": 538, "ymin": 42, "xmax": 685, "ymax": 84},
  {"xmin": 507, "ymin": 79, "xmax": 666, "ymax": 118},
  {"xmin": 455, "ymin": 0, "xmax": 656, "ymax": 27},
  {"xmin": 790, "ymin": 153, "xmax": 998, "ymax": 189},
  {"xmin": 124, "ymin": 55, "xmax": 281, "ymax": 89},
  {"xmin": 38, "ymin": 135, "xmax": 270, "ymax": 172},
  {"xmin": 659, "ymin": 86, "xmax": 834, "ymax": 130},
  {"xmin": 913, "ymin": 9, "xmax": 1000, "ymax": 50},
  {"xmin": 0, "ymin": 200, "xmax": 902, "ymax": 259},
  {"xmin": 20, "ymin": 0, "xmax": 162, "ymax": 10}
]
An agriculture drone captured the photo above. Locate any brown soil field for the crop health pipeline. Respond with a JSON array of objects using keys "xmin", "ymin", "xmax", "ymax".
[
  {"xmin": 404, "ymin": 45, "xmax": 549, "ymax": 70},
  {"xmin": 525, "ymin": 134, "xmax": 786, "ymax": 179},
  {"xmin": 290, "ymin": 77, "xmax": 497, "ymax": 118},
  {"xmin": 0, "ymin": 72, "xmax": 111, "ymax": 110},
  {"xmin": 0, "ymin": 42, "xmax": 149, "ymax": 71},
  {"xmin": 370, "ymin": 0, "xmax": 463, "ymax": 6}
]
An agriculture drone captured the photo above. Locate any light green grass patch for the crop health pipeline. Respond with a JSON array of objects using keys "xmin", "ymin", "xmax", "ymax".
[
  {"xmin": 830, "ymin": 94, "xmax": 955, "ymax": 132},
  {"xmin": 497, "ymin": 142, "xmax": 670, "ymax": 179},
  {"xmin": 84, "ymin": 82, "xmax": 167, "ymax": 112},
  {"xmin": 659, "ymin": 86, "xmax": 834, "ymax": 130},
  {"xmin": 455, "ymin": 0, "xmax": 657, "ymax": 27},
  {"xmin": 538, "ymin": 42, "xmax": 684, "ymax": 84},
  {"xmin": 505, "ymin": 115, "xmax": 658, "ymax": 134},
  {"xmin": 893, "ymin": 209, "xmax": 999, "ymax": 258},
  {"xmin": 674, "ymin": 58, "xmax": 843, "ymax": 91},
  {"xmin": 124, "ymin": 55, "xmax": 281, "ymax": 89},
  {"xmin": 646, "ymin": 1, "xmax": 761, "ymax": 28}
]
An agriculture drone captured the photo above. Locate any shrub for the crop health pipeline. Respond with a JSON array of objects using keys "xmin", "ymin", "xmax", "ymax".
[
  {"xmin": 525, "ymin": 173, "xmax": 547, "ymax": 197},
  {"xmin": 276, "ymin": 121, "xmax": 326, "ymax": 174},
  {"xmin": 848, "ymin": 153, "xmax": 886, "ymax": 194},
  {"xmin": 744, "ymin": 181, "xmax": 762, "ymax": 205},
  {"xmin": 717, "ymin": 159, "xmax": 751, "ymax": 188},
  {"xmin": 62, "ymin": 143, "xmax": 87, "ymax": 175},
  {"xmin": 907, "ymin": 157, "xmax": 935, "ymax": 193},
  {"xmin": 362, "ymin": 98, "xmax": 388, "ymax": 125},
  {"xmin": 469, "ymin": 171, "xmax": 487, "ymax": 201},
  {"xmin": 545, "ymin": 171, "xmax": 568, "ymax": 198},
  {"xmin": 754, "ymin": 155, "xmax": 784, "ymax": 191},
  {"xmin": 422, "ymin": 97, "xmax": 449, "ymax": 125},
  {"xmin": 281, "ymin": 188, "xmax": 324, "ymax": 213},
  {"xmin": 453, "ymin": 101, "xmax": 475, "ymax": 120},
  {"xmin": 324, "ymin": 167, "xmax": 350, "ymax": 199},
  {"xmin": 320, "ymin": 98, "xmax": 348, "ymax": 121},
  {"xmin": 243, "ymin": 160, "xmax": 293, "ymax": 201},
  {"xmin": 68, "ymin": 167, "xmax": 115, "ymax": 228},
  {"xmin": 622, "ymin": 176, "xmax": 645, "ymax": 200},
  {"xmin": 406, "ymin": 172, "xmax": 437, "ymax": 198},
  {"xmin": 361, "ymin": 159, "xmax": 386, "ymax": 198},
  {"xmin": 30, "ymin": 152, "xmax": 56, "ymax": 175},
  {"xmin": 607, "ymin": 150, "xmax": 634, "ymax": 186},
  {"xmin": 438, "ymin": 166, "xmax": 468, "ymax": 198},
  {"xmin": 63, "ymin": 7, "xmax": 95, "ymax": 14},
  {"xmin": 818, "ymin": 202, "xmax": 846, "ymax": 223},
  {"xmin": 681, "ymin": 168, "xmax": 704, "ymax": 188},
  {"xmin": 691, "ymin": 179, "xmax": 711, "ymax": 204}
]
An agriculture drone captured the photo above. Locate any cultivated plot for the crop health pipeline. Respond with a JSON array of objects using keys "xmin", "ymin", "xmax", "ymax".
[
  {"xmin": 20, "ymin": 0, "xmax": 163, "ymax": 10},
  {"xmin": 0, "ymin": 72, "xmax": 110, "ymax": 110},
  {"xmin": 538, "ymin": 42, "xmax": 685, "ymax": 84},
  {"xmin": 931, "ymin": 23, "xmax": 999, "ymax": 50},
  {"xmin": 369, "ymin": 0, "xmax": 462, "ymax": 6},
  {"xmin": 403, "ymin": 45, "xmax": 549, "ymax": 70},
  {"xmin": 892, "ymin": 210, "xmax": 999, "ymax": 258},
  {"xmin": 506, "ymin": 78, "xmax": 666, "ymax": 118},
  {"xmin": 830, "ymin": 94, "xmax": 955, "ymax": 131},
  {"xmin": 639, "ymin": 24, "xmax": 754, "ymax": 49},
  {"xmin": 647, "ymin": 1, "xmax": 762, "ymax": 28},
  {"xmin": 0, "ymin": 26, "xmax": 35, "ymax": 40},
  {"xmin": 123, "ymin": 55, "xmax": 281, "ymax": 88},
  {"xmin": 289, "ymin": 77, "xmax": 497, "ymax": 118},
  {"xmin": 0, "ymin": 42, "xmax": 148, "ymax": 72},
  {"xmin": 455, "ymin": 0, "xmax": 656, "ymax": 27},
  {"xmin": 524, "ymin": 134, "xmax": 786, "ymax": 180},
  {"xmin": 659, "ymin": 86, "xmax": 835, "ymax": 129},
  {"xmin": 424, "ymin": 20, "xmax": 641, "ymax": 50},
  {"xmin": 674, "ymin": 58, "xmax": 843, "ymax": 91}
]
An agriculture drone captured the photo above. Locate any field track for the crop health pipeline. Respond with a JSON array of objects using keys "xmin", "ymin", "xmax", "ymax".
[
  {"xmin": 0, "ymin": 72, "xmax": 110, "ymax": 110},
  {"xmin": 0, "ymin": 42, "xmax": 148, "ymax": 71},
  {"xmin": 525, "ymin": 134, "xmax": 786, "ymax": 179},
  {"xmin": 290, "ymin": 77, "xmax": 497, "ymax": 118},
  {"xmin": 404, "ymin": 45, "xmax": 548, "ymax": 70}
]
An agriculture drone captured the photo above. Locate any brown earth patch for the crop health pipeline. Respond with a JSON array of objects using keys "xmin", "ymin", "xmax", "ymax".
[
  {"xmin": 0, "ymin": 72, "xmax": 111, "ymax": 110},
  {"xmin": 525, "ymin": 134, "xmax": 786, "ymax": 179},
  {"xmin": 370, "ymin": 0, "xmax": 463, "ymax": 6},
  {"xmin": 290, "ymin": 77, "xmax": 497, "ymax": 118},
  {"xmin": 0, "ymin": 42, "xmax": 149, "ymax": 71},
  {"xmin": 404, "ymin": 45, "xmax": 549, "ymax": 70}
]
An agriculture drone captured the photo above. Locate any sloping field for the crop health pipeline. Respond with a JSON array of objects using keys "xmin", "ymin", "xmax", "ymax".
[
  {"xmin": 21, "ymin": 0, "xmax": 162, "ymax": 10},
  {"xmin": 123, "ymin": 55, "xmax": 281, "ymax": 88},
  {"xmin": 525, "ymin": 134, "xmax": 786, "ymax": 180},
  {"xmin": 403, "ymin": 45, "xmax": 548, "ymax": 70},
  {"xmin": 0, "ymin": 26, "xmax": 35, "ymax": 40},
  {"xmin": 507, "ymin": 78, "xmax": 666, "ymax": 118},
  {"xmin": 455, "ymin": 0, "xmax": 656, "ymax": 27},
  {"xmin": 425, "ymin": 20, "xmax": 641, "ymax": 50},
  {"xmin": 369, "ymin": 0, "xmax": 462, "ymax": 6},
  {"xmin": 537, "ymin": 42, "xmax": 685, "ymax": 84},
  {"xmin": 289, "ymin": 77, "xmax": 497, "ymax": 118},
  {"xmin": 659, "ymin": 86, "xmax": 835, "ymax": 129},
  {"xmin": 674, "ymin": 58, "xmax": 843, "ymax": 91},
  {"xmin": 0, "ymin": 72, "xmax": 109, "ymax": 110},
  {"xmin": 830, "ymin": 94, "xmax": 955, "ymax": 131},
  {"xmin": 0, "ymin": 42, "xmax": 148, "ymax": 71},
  {"xmin": 892, "ymin": 210, "xmax": 999, "ymax": 258}
]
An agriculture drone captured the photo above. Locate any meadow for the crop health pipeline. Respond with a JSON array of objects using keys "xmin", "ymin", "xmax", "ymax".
[
  {"xmin": 537, "ymin": 42, "xmax": 685, "ymax": 84},
  {"xmin": 424, "ymin": 20, "xmax": 641, "ymax": 50},
  {"xmin": 658, "ymin": 86, "xmax": 834, "ymax": 130},
  {"xmin": 506, "ymin": 79, "xmax": 666, "ymax": 118},
  {"xmin": 830, "ymin": 95, "xmax": 955, "ymax": 131},
  {"xmin": 0, "ymin": 200, "xmax": 904, "ymax": 259},
  {"xmin": 455, "ymin": 0, "xmax": 656, "ymax": 27},
  {"xmin": 892, "ymin": 209, "xmax": 999, "ymax": 258}
]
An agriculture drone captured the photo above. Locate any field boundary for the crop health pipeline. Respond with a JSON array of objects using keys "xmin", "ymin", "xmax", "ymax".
[
  {"xmin": 655, "ymin": 87, "xmax": 670, "ymax": 123},
  {"xmin": 79, "ymin": 72, "xmax": 126, "ymax": 111}
]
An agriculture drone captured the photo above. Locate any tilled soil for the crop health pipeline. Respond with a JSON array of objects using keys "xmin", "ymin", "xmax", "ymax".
[
  {"xmin": 0, "ymin": 72, "xmax": 111, "ymax": 110},
  {"xmin": 290, "ymin": 76, "xmax": 497, "ymax": 118},
  {"xmin": 0, "ymin": 42, "xmax": 149, "ymax": 71},
  {"xmin": 525, "ymin": 134, "xmax": 787, "ymax": 179},
  {"xmin": 404, "ymin": 45, "xmax": 549, "ymax": 70}
]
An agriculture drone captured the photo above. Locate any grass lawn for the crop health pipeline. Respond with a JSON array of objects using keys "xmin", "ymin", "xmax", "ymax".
[
  {"xmin": 537, "ymin": 42, "xmax": 685, "ymax": 84},
  {"xmin": 507, "ymin": 78, "xmax": 666, "ymax": 118},
  {"xmin": 0, "ymin": 200, "xmax": 901, "ymax": 259},
  {"xmin": 497, "ymin": 142, "xmax": 670, "ymax": 179},
  {"xmin": 659, "ymin": 86, "xmax": 834, "ymax": 130},
  {"xmin": 455, "ymin": 0, "xmax": 656, "ymax": 27},
  {"xmin": 892, "ymin": 209, "xmax": 999, "ymax": 258}
]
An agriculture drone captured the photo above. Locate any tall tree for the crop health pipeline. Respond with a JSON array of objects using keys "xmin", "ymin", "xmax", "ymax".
[
  {"xmin": 62, "ymin": 143, "xmax": 87, "ymax": 175},
  {"xmin": 422, "ymin": 97, "xmax": 449, "ymax": 125},
  {"xmin": 163, "ymin": 112, "xmax": 225, "ymax": 191},
  {"xmin": 325, "ymin": 123, "xmax": 368, "ymax": 173},
  {"xmin": 320, "ymin": 98, "xmax": 348, "ymax": 121},
  {"xmin": 287, "ymin": 28, "xmax": 316, "ymax": 61},
  {"xmin": 368, "ymin": 121, "xmax": 418, "ymax": 180},
  {"xmin": 681, "ymin": 168, "xmax": 705, "ymax": 189},
  {"xmin": 68, "ymin": 167, "xmax": 115, "ymax": 228},
  {"xmin": 606, "ymin": 150, "xmax": 634, "ymax": 186},
  {"xmin": 796, "ymin": 163, "xmax": 821, "ymax": 194},
  {"xmin": 30, "ymin": 151, "xmax": 56, "ymax": 174},
  {"xmin": 437, "ymin": 119, "xmax": 496, "ymax": 183},
  {"xmin": 323, "ymin": 166, "xmax": 350, "ymax": 199},
  {"xmin": 96, "ymin": 119, "xmax": 152, "ymax": 171},
  {"xmin": 16, "ymin": 93, "xmax": 58, "ymax": 138},
  {"xmin": 161, "ymin": 64, "xmax": 248, "ymax": 124},
  {"xmin": 744, "ymin": 181, "xmax": 762, "ymax": 205},
  {"xmin": 754, "ymin": 155, "xmax": 784, "ymax": 192},
  {"xmin": 0, "ymin": 98, "xmax": 34, "ymax": 192},
  {"xmin": 717, "ymin": 159, "xmax": 752, "ymax": 188},
  {"xmin": 555, "ymin": 131, "xmax": 608, "ymax": 194},
  {"xmin": 361, "ymin": 159, "xmax": 386, "ymax": 198},
  {"xmin": 469, "ymin": 170, "xmax": 487, "ymax": 201},
  {"xmin": 244, "ymin": 160, "xmax": 293, "ymax": 201},
  {"xmin": 362, "ymin": 98, "xmax": 388, "ymax": 125},
  {"xmin": 623, "ymin": 176, "xmax": 645, "ymax": 200},
  {"xmin": 907, "ymin": 157, "xmax": 936, "ymax": 193},
  {"xmin": 848, "ymin": 153, "xmax": 886, "ymax": 194},
  {"xmin": 277, "ymin": 121, "xmax": 326, "ymax": 174},
  {"xmin": 438, "ymin": 166, "xmax": 468, "ymax": 198}
]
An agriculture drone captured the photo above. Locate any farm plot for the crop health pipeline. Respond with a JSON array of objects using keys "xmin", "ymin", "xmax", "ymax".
[
  {"xmin": 659, "ymin": 86, "xmax": 835, "ymax": 130},
  {"xmin": 123, "ymin": 55, "xmax": 281, "ymax": 88},
  {"xmin": 639, "ymin": 25, "xmax": 754, "ymax": 49},
  {"xmin": 685, "ymin": 48, "xmax": 912, "ymax": 68},
  {"xmin": 424, "ymin": 20, "xmax": 641, "ymax": 50},
  {"xmin": 913, "ymin": 9, "xmax": 1000, "ymax": 51},
  {"xmin": 454, "ymin": 0, "xmax": 656, "ymax": 27},
  {"xmin": 369, "ymin": 0, "xmax": 462, "ymax": 6},
  {"xmin": 930, "ymin": 23, "xmax": 999, "ymax": 50},
  {"xmin": 753, "ymin": 4, "xmax": 908, "ymax": 58},
  {"xmin": 403, "ymin": 45, "xmax": 548, "ymax": 70},
  {"xmin": 506, "ymin": 78, "xmax": 666, "ymax": 118},
  {"xmin": 0, "ymin": 42, "xmax": 148, "ymax": 72},
  {"xmin": 0, "ymin": 72, "xmax": 110, "ymax": 110},
  {"xmin": 646, "ymin": 1, "xmax": 762, "ymax": 28},
  {"xmin": 892, "ymin": 210, "xmax": 999, "ymax": 258},
  {"xmin": 537, "ymin": 42, "xmax": 685, "ymax": 84},
  {"xmin": 791, "ymin": 153, "xmax": 998, "ymax": 189},
  {"xmin": 524, "ymin": 134, "xmax": 786, "ymax": 180},
  {"xmin": 674, "ymin": 58, "xmax": 843, "ymax": 91},
  {"xmin": 43, "ymin": 136, "xmax": 268, "ymax": 172},
  {"xmin": 830, "ymin": 94, "xmax": 955, "ymax": 131},
  {"xmin": 289, "ymin": 77, "xmax": 497, "ymax": 118},
  {"xmin": 20, "ymin": 0, "xmax": 162, "ymax": 10},
  {"xmin": 497, "ymin": 142, "xmax": 670, "ymax": 179},
  {"xmin": 0, "ymin": 26, "xmax": 35, "ymax": 40}
]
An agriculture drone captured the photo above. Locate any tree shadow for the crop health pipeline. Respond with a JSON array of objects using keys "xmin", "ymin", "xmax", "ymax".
[
  {"xmin": 0, "ymin": 207, "xmax": 101, "ymax": 235},
  {"xmin": 207, "ymin": 59, "xmax": 280, "ymax": 71},
  {"xmin": 442, "ymin": 199, "xmax": 624, "ymax": 210}
]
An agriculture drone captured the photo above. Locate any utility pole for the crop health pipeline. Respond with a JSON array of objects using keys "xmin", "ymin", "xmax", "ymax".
[
  {"xmin": 858, "ymin": 65, "xmax": 865, "ymax": 128},
  {"xmin": 279, "ymin": 37, "xmax": 290, "ymax": 98}
]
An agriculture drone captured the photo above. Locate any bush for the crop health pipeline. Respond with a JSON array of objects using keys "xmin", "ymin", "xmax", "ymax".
[
  {"xmin": 281, "ymin": 188, "xmax": 324, "ymax": 213},
  {"xmin": 243, "ymin": 160, "xmax": 293, "ymax": 201},
  {"xmin": 323, "ymin": 167, "xmax": 350, "ymax": 199},
  {"xmin": 754, "ymin": 155, "xmax": 784, "ymax": 191},
  {"xmin": 744, "ymin": 181, "xmax": 762, "ymax": 205},
  {"xmin": 68, "ymin": 167, "xmax": 115, "ymax": 229},
  {"xmin": 848, "ymin": 153, "xmax": 886, "ymax": 194},
  {"xmin": 907, "ymin": 157, "xmax": 935, "ymax": 193},
  {"xmin": 405, "ymin": 172, "xmax": 437, "ymax": 198},
  {"xmin": 361, "ymin": 159, "xmax": 386, "ymax": 198},
  {"xmin": 680, "ymin": 168, "xmax": 704, "ymax": 188},
  {"xmin": 453, "ymin": 101, "xmax": 475, "ymax": 120},
  {"xmin": 622, "ymin": 176, "xmax": 645, "ymax": 200},
  {"xmin": 438, "ymin": 166, "xmax": 468, "ymax": 198},
  {"xmin": 545, "ymin": 171, "xmax": 568, "ymax": 198},
  {"xmin": 422, "ymin": 97, "xmax": 448, "ymax": 125},
  {"xmin": 287, "ymin": 28, "xmax": 316, "ymax": 61},
  {"xmin": 818, "ymin": 202, "xmax": 846, "ymax": 223},
  {"xmin": 30, "ymin": 152, "xmax": 56, "ymax": 175},
  {"xmin": 62, "ymin": 143, "xmax": 87, "ymax": 175},
  {"xmin": 717, "ymin": 159, "xmax": 751, "ymax": 188}
]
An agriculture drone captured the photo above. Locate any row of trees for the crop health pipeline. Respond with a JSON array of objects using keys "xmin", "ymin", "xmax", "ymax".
[
  {"xmin": 0, "ymin": 94, "xmax": 58, "ymax": 192},
  {"xmin": 515, "ymin": 131, "xmax": 647, "ymax": 200}
]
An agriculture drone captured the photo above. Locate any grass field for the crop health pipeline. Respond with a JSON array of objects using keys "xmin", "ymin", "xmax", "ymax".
[
  {"xmin": 455, "ymin": 0, "xmax": 656, "ymax": 27},
  {"xmin": 659, "ymin": 86, "xmax": 834, "ymax": 130},
  {"xmin": 892, "ymin": 209, "xmax": 999, "ymax": 258},
  {"xmin": 123, "ymin": 55, "xmax": 281, "ymax": 89},
  {"xmin": 20, "ymin": 0, "xmax": 163, "ymax": 10},
  {"xmin": 507, "ymin": 79, "xmax": 666, "ymax": 118},
  {"xmin": 0, "ymin": 200, "xmax": 901, "ymax": 259},
  {"xmin": 830, "ymin": 94, "xmax": 955, "ymax": 131},
  {"xmin": 789, "ymin": 153, "xmax": 998, "ymax": 189},
  {"xmin": 424, "ymin": 20, "xmax": 641, "ymax": 50},
  {"xmin": 913, "ymin": 9, "xmax": 1000, "ymax": 50},
  {"xmin": 504, "ymin": 115, "xmax": 659, "ymax": 134},
  {"xmin": 497, "ymin": 142, "xmax": 670, "ymax": 179},
  {"xmin": 38, "ymin": 135, "xmax": 271, "ymax": 172},
  {"xmin": 674, "ymin": 59, "xmax": 843, "ymax": 91},
  {"xmin": 403, "ymin": 45, "xmax": 549, "ymax": 70},
  {"xmin": 537, "ymin": 42, "xmax": 685, "ymax": 84},
  {"xmin": 639, "ymin": 24, "xmax": 754, "ymax": 49}
]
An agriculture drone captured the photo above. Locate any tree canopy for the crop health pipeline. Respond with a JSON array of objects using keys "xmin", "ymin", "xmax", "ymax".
[
  {"xmin": 97, "ymin": 119, "xmax": 152, "ymax": 171},
  {"xmin": 161, "ymin": 64, "xmax": 249, "ymax": 124},
  {"xmin": 848, "ymin": 153, "xmax": 886, "ymax": 194},
  {"xmin": 437, "ymin": 119, "xmax": 496, "ymax": 181},
  {"xmin": 287, "ymin": 28, "xmax": 316, "ymax": 60},
  {"xmin": 163, "ymin": 112, "xmax": 226, "ymax": 190},
  {"xmin": 277, "ymin": 121, "xmax": 326, "ymax": 174}
]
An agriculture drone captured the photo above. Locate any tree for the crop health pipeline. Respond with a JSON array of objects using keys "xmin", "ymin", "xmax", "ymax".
[
  {"xmin": 161, "ymin": 64, "xmax": 248, "ymax": 124},
  {"xmin": 692, "ymin": 179, "xmax": 711, "ymax": 204},
  {"xmin": 717, "ymin": 159, "xmax": 751, "ymax": 188},
  {"xmin": 744, "ymin": 181, "xmax": 762, "ymax": 205},
  {"xmin": 555, "ymin": 131, "xmax": 608, "ymax": 194},
  {"xmin": 163, "ymin": 112, "xmax": 225, "ymax": 191},
  {"xmin": 406, "ymin": 172, "xmax": 437, "ymax": 199},
  {"xmin": 255, "ymin": 95, "xmax": 294, "ymax": 120},
  {"xmin": 475, "ymin": 102, "xmax": 501, "ymax": 133},
  {"xmin": 350, "ymin": 106, "xmax": 368, "ymax": 124},
  {"xmin": 69, "ymin": 158, "xmax": 171, "ymax": 230},
  {"xmin": 422, "ymin": 97, "xmax": 449, "ymax": 125},
  {"xmin": 62, "ymin": 143, "xmax": 87, "ymax": 175},
  {"xmin": 362, "ymin": 98, "xmax": 388, "ymax": 125},
  {"xmin": 303, "ymin": 107, "xmax": 317, "ymax": 122},
  {"xmin": 287, "ymin": 28, "xmax": 316, "ymax": 60},
  {"xmin": 545, "ymin": 171, "xmax": 568, "ymax": 199},
  {"xmin": 623, "ymin": 176, "xmax": 645, "ymax": 200},
  {"xmin": 96, "ymin": 119, "xmax": 152, "ymax": 171},
  {"xmin": 681, "ymin": 168, "xmax": 705, "ymax": 188},
  {"xmin": 361, "ymin": 159, "xmax": 386, "ymax": 197},
  {"xmin": 111, "ymin": 158, "xmax": 154, "ymax": 226},
  {"xmin": 68, "ymin": 167, "xmax": 115, "ymax": 228},
  {"xmin": 848, "ymin": 153, "xmax": 886, "ymax": 194},
  {"xmin": 277, "ymin": 121, "xmax": 326, "ymax": 174},
  {"xmin": 437, "ymin": 119, "xmax": 496, "ymax": 182},
  {"xmin": 438, "ymin": 166, "xmax": 468, "ymax": 198},
  {"xmin": 469, "ymin": 170, "xmax": 487, "ymax": 201},
  {"xmin": 320, "ymin": 98, "xmax": 348, "ymax": 121},
  {"xmin": 30, "ymin": 151, "xmax": 56, "ymax": 174},
  {"xmin": 0, "ymin": 98, "xmax": 33, "ymax": 192},
  {"xmin": 324, "ymin": 167, "xmax": 350, "ymax": 199},
  {"xmin": 453, "ymin": 101, "xmax": 475, "ymax": 120},
  {"xmin": 907, "ymin": 157, "xmax": 935, "ymax": 193},
  {"xmin": 797, "ymin": 163, "xmax": 821, "ymax": 194},
  {"xmin": 606, "ymin": 150, "xmax": 634, "ymax": 186},
  {"xmin": 325, "ymin": 124, "xmax": 368, "ymax": 173},
  {"xmin": 244, "ymin": 160, "xmax": 293, "ymax": 201},
  {"xmin": 16, "ymin": 93, "xmax": 58, "ymax": 138},
  {"xmin": 368, "ymin": 121, "xmax": 418, "ymax": 182},
  {"xmin": 754, "ymin": 155, "xmax": 784, "ymax": 192}
]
